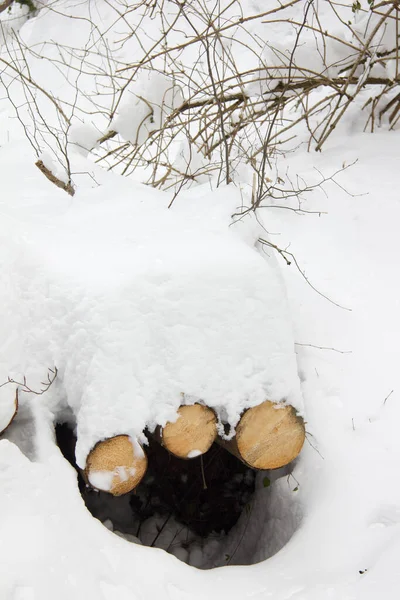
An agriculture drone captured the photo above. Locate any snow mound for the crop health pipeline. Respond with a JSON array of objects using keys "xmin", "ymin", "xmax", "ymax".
[{"xmin": 0, "ymin": 144, "xmax": 302, "ymax": 468}]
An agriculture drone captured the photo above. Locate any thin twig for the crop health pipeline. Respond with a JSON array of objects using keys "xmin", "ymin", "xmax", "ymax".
[
  {"xmin": 383, "ymin": 389, "xmax": 394, "ymax": 405},
  {"xmin": 295, "ymin": 343, "xmax": 352, "ymax": 354},
  {"xmin": 0, "ymin": 367, "xmax": 58, "ymax": 395}
]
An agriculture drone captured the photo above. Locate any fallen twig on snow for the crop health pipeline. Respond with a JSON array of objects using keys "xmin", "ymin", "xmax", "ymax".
[{"xmin": 35, "ymin": 161, "xmax": 75, "ymax": 196}]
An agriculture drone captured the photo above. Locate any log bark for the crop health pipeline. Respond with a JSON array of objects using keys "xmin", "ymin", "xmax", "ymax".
[
  {"xmin": 0, "ymin": 0, "xmax": 13, "ymax": 15},
  {"xmin": 84, "ymin": 435, "xmax": 147, "ymax": 496},
  {"xmin": 219, "ymin": 400, "xmax": 305, "ymax": 470},
  {"xmin": 0, "ymin": 386, "xmax": 18, "ymax": 435},
  {"xmin": 161, "ymin": 404, "xmax": 217, "ymax": 459}
]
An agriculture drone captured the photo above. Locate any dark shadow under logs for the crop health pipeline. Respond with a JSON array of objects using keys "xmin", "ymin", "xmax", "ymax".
[
  {"xmin": 131, "ymin": 436, "xmax": 255, "ymax": 537},
  {"xmin": 55, "ymin": 423, "xmax": 255, "ymax": 541}
]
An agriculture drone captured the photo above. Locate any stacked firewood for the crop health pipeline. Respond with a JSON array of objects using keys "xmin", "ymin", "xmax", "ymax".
[
  {"xmin": 0, "ymin": 377, "xmax": 305, "ymax": 497},
  {"xmin": 84, "ymin": 400, "xmax": 305, "ymax": 496}
]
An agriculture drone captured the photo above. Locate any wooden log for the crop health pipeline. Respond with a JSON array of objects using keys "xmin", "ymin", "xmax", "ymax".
[
  {"xmin": 84, "ymin": 435, "xmax": 147, "ymax": 496},
  {"xmin": 219, "ymin": 401, "xmax": 305, "ymax": 470},
  {"xmin": 161, "ymin": 404, "xmax": 217, "ymax": 459},
  {"xmin": 0, "ymin": 386, "xmax": 18, "ymax": 435}
]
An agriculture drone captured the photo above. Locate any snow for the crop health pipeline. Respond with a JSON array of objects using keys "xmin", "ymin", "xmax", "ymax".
[
  {"xmin": 111, "ymin": 71, "xmax": 183, "ymax": 146},
  {"xmin": 0, "ymin": 0, "xmax": 400, "ymax": 598},
  {"xmin": 88, "ymin": 470, "xmax": 114, "ymax": 492},
  {"xmin": 187, "ymin": 449, "xmax": 202, "ymax": 458},
  {"xmin": 69, "ymin": 123, "xmax": 101, "ymax": 158},
  {"xmin": 1, "ymin": 130, "xmax": 399, "ymax": 595},
  {"xmin": 87, "ymin": 466, "xmax": 141, "ymax": 493},
  {"xmin": 0, "ymin": 127, "xmax": 397, "ymax": 595},
  {"xmin": 116, "ymin": 467, "xmax": 136, "ymax": 482},
  {"xmin": 0, "ymin": 1, "xmax": 30, "ymax": 46}
]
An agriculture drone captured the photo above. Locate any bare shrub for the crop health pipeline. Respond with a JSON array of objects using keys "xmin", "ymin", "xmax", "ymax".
[{"xmin": 0, "ymin": 0, "xmax": 398, "ymax": 202}]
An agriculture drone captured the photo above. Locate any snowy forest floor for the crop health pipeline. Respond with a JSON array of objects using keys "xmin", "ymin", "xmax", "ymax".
[{"xmin": 0, "ymin": 125, "xmax": 399, "ymax": 600}]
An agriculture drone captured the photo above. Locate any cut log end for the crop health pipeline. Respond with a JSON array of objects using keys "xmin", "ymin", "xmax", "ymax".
[
  {"xmin": 235, "ymin": 400, "xmax": 305, "ymax": 470},
  {"xmin": 162, "ymin": 404, "xmax": 217, "ymax": 459},
  {"xmin": 84, "ymin": 435, "xmax": 147, "ymax": 496}
]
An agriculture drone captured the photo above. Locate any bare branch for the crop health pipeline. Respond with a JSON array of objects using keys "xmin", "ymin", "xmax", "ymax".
[
  {"xmin": 35, "ymin": 160, "xmax": 75, "ymax": 196},
  {"xmin": 1, "ymin": 367, "xmax": 58, "ymax": 396}
]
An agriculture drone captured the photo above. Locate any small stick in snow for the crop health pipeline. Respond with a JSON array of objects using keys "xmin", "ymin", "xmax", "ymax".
[
  {"xmin": 84, "ymin": 435, "xmax": 148, "ymax": 496},
  {"xmin": 219, "ymin": 401, "xmax": 305, "ymax": 470},
  {"xmin": 35, "ymin": 160, "xmax": 75, "ymax": 197},
  {"xmin": 383, "ymin": 389, "xmax": 394, "ymax": 405},
  {"xmin": 160, "ymin": 404, "xmax": 217, "ymax": 460}
]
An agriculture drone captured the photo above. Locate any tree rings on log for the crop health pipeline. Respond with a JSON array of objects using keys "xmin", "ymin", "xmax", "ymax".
[
  {"xmin": 161, "ymin": 404, "xmax": 217, "ymax": 459},
  {"xmin": 235, "ymin": 400, "xmax": 305, "ymax": 469},
  {"xmin": 0, "ymin": 385, "xmax": 18, "ymax": 435},
  {"xmin": 219, "ymin": 400, "xmax": 305, "ymax": 470},
  {"xmin": 84, "ymin": 435, "xmax": 147, "ymax": 496}
]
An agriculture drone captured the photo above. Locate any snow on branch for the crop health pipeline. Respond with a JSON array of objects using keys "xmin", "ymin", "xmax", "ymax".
[{"xmin": 1, "ymin": 0, "xmax": 399, "ymax": 196}]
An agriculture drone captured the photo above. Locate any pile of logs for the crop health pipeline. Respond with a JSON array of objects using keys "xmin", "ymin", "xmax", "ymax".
[
  {"xmin": 84, "ymin": 400, "xmax": 306, "ymax": 496},
  {"xmin": 0, "ymin": 383, "xmax": 305, "ymax": 497}
]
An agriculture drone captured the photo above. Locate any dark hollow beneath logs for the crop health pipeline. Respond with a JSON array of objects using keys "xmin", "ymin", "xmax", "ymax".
[
  {"xmin": 131, "ymin": 436, "xmax": 255, "ymax": 538},
  {"xmin": 56, "ymin": 423, "xmax": 255, "ymax": 540}
]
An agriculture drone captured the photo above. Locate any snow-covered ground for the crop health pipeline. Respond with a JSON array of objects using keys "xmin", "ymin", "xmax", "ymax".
[
  {"xmin": 1, "ymin": 123, "xmax": 399, "ymax": 600},
  {"xmin": 1, "ymin": 0, "xmax": 400, "ymax": 598}
]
